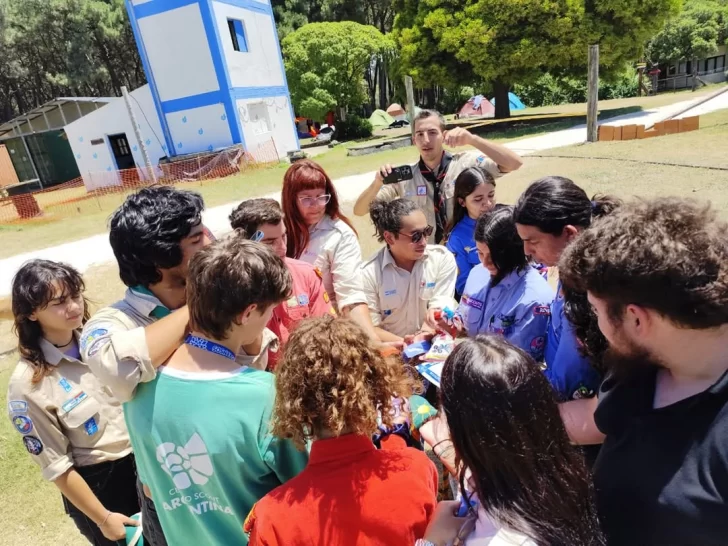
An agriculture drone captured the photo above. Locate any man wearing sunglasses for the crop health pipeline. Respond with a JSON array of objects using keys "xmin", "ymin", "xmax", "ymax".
[
  {"xmin": 353, "ymin": 109, "xmax": 523, "ymax": 244},
  {"xmin": 361, "ymin": 199, "xmax": 458, "ymax": 343}
]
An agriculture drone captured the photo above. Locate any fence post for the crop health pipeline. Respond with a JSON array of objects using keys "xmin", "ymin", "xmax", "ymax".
[
  {"xmin": 121, "ymin": 86, "xmax": 157, "ymax": 184},
  {"xmin": 587, "ymin": 45, "xmax": 600, "ymax": 143}
]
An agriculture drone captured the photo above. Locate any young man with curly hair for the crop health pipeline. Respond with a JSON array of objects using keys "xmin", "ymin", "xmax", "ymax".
[
  {"xmin": 245, "ymin": 316, "xmax": 439, "ymax": 545},
  {"xmin": 124, "ymin": 236, "xmax": 308, "ymax": 545},
  {"xmin": 558, "ymin": 198, "xmax": 728, "ymax": 546}
]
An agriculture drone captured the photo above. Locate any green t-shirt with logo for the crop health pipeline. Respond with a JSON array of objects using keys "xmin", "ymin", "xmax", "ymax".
[{"xmin": 124, "ymin": 366, "xmax": 308, "ymax": 545}]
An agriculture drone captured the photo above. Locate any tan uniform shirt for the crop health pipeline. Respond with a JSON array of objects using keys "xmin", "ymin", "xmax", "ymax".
[
  {"xmin": 81, "ymin": 288, "xmax": 277, "ymax": 403},
  {"xmin": 375, "ymin": 151, "xmax": 502, "ymax": 243},
  {"xmin": 360, "ymin": 245, "xmax": 458, "ymax": 338},
  {"xmin": 6, "ymin": 333, "xmax": 132, "ymax": 481},
  {"xmin": 299, "ymin": 215, "xmax": 366, "ymax": 311}
]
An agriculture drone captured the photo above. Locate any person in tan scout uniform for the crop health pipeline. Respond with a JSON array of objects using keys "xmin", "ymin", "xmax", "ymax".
[
  {"xmin": 7, "ymin": 260, "xmax": 141, "ymax": 545},
  {"xmin": 81, "ymin": 187, "xmax": 276, "ymax": 546},
  {"xmin": 361, "ymin": 199, "xmax": 457, "ymax": 343},
  {"xmin": 353, "ymin": 109, "xmax": 523, "ymax": 244}
]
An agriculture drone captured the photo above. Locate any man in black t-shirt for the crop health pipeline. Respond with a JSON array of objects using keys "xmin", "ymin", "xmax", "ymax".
[{"xmin": 557, "ymin": 198, "xmax": 728, "ymax": 546}]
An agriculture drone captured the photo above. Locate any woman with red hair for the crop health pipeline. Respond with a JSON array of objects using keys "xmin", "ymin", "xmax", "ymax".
[{"xmin": 281, "ymin": 159, "xmax": 378, "ymax": 339}]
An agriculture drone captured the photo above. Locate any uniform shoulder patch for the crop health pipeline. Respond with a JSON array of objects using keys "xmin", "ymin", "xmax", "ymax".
[
  {"xmin": 12, "ymin": 414, "xmax": 33, "ymax": 435},
  {"xmin": 23, "ymin": 435, "xmax": 43, "ymax": 456}
]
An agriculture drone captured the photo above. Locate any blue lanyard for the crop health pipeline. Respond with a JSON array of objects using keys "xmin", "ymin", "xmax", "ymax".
[{"xmin": 184, "ymin": 334, "xmax": 237, "ymax": 361}]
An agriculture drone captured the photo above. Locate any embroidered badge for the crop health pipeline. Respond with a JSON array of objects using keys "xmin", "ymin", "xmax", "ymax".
[
  {"xmin": 87, "ymin": 337, "xmax": 110, "ymax": 357},
  {"xmin": 8, "ymin": 400, "xmax": 28, "ymax": 413},
  {"xmin": 314, "ymin": 267, "xmax": 324, "ymax": 280},
  {"xmin": 465, "ymin": 297, "xmax": 484, "ymax": 310},
  {"xmin": 59, "ymin": 378, "xmax": 73, "ymax": 393},
  {"xmin": 425, "ymin": 282, "xmax": 436, "ymax": 289},
  {"xmin": 84, "ymin": 417, "xmax": 99, "ymax": 436},
  {"xmin": 530, "ymin": 336, "xmax": 546, "ymax": 356},
  {"xmin": 534, "ymin": 305, "xmax": 551, "ymax": 316},
  {"xmin": 499, "ymin": 314, "xmax": 516, "ymax": 328},
  {"xmin": 384, "ymin": 289, "xmax": 397, "ymax": 296},
  {"xmin": 323, "ymin": 291, "xmax": 330, "ymax": 303},
  {"xmin": 417, "ymin": 185, "xmax": 427, "ymax": 196},
  {"xmin": 23, "ymin": 436, "xmax": 43, "ymax": 456},
  {"xmin": 12, "ymin": 415, "xmax": 33, "ymax": 435},
  {"xmin": 297, "ymin": 294, "xmax": 310, "ymax": 306},
  {"xmin": 62, "ymin": 391, "xmax": 88, "ymax": 414},
  {"xmin": 81, "ymin": 328, "xmax": 108, "ymax": 353},
  {"xmin": 384, "ymin": 310, "xmax": 392, "ymax": 316}
]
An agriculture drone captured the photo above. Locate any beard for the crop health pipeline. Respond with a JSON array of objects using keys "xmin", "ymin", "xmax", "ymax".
[{"xmin": 602, "ymin": 337, "xmax": 663, "ymax": 381}]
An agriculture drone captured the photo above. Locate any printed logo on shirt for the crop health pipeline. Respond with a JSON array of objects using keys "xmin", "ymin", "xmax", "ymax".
[
  {"xmin": 8, "ymin": 400, "xmax": 28, "ymax": 413},
  {"xmin": 23, "ymin": 435, "xmax": 43, "ymax": 456},
  {"xmin": 157, "ymin": 433, "xmax": 213, "ymax": 490},
  {"xmin": 417, "ymin": 185, "xmax": 427, "ymax": 196},
  {"xmin": 530, "ymin": 336, "xmax": 546, "ymax": 357},
  {"xmin": 84, "ymin": 417, "xmax": 98, "ymax": 436},
  {"xmin": 384, "ymin": 289, "xmax": 397, "ymax": 296},
  {"xmin": 420, "ymin": 281, "xmax": 436, "ymax": 289},
  {"xmin": 59, "ymin": 378, "xmax": 73, "ymax": 393},
  {"xmin": 476, "ymin": 155, "xmax": 487, "ymax": 164},
  {"xmin": 462, "ymin": 295, "xmax": 484, "ymax": 310},
  {"xmin": 534, "ymin": 305, "xmax": 551, "ymax": 316},
  {"xmin": 12, "ymin": 415, "xmax": 33, "ymax": 435},
  {"xmin": 61, "ymin": 391, "xmax": 88, "ymax": 414},
  {"xmin": 297, "ymin": 294, "xmax": 310, "ymax": 307}
]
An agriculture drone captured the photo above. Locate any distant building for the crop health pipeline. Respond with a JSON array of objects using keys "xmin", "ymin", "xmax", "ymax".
[
  {"xmin": 1, "ymin": 0, "xmax": 298, "ymax": 191},
  {"xmin": 655, "ymin": 45, "xmax": 727, "ymax": 91}
]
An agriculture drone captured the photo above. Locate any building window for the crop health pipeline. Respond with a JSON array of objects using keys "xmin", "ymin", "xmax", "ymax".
[{"xmin": 227, "ymin": 19, "xmax": 248, "ymax": 52}]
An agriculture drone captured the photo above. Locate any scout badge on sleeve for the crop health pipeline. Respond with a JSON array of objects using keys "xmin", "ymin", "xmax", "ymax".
[{"xmin": 23, "ymin": 435, "xmax": 44, "ymax": 455}]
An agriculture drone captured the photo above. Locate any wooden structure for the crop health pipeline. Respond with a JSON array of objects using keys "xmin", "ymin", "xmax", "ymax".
[
  {"xmin": 0, "ymin": 144, "xmax": 20, "ymax": 188},
  {"xmin": 598, "ymin": 116, "xmax": 700, "ymax": 141}
]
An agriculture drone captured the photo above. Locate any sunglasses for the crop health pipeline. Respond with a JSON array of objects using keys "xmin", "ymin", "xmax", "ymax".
[
  {"xmin": 298, "ymin": 194, "xmax": 331, "ymax": 208},
  {"xmin": 398, "ymin": 225, "xmax": 433, "ymax": 244}
]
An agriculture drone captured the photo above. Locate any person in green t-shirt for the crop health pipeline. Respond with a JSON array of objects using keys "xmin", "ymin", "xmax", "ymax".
[{"xmin": 123, "ymin": 234, "xmax": 308, "ymax": 545}]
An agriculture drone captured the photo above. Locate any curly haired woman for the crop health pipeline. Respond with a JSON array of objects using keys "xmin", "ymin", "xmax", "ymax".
[{"xmin": 246, "ymin": 316, "xmax": 439, "ymax": 545}]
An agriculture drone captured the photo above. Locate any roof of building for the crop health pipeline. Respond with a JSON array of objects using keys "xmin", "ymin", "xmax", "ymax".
[{"xmin": 0, "ymin": 97, "xmax": 117, "ymax": 141}]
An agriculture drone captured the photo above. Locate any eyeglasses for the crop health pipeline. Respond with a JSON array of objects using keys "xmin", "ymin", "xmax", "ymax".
[
  {"xmin": 298, "ymin": 194, "xmax": 331, "ymax": 208},
  {"xmin": 398, "ymin": 225, "xmax": 433, "ymax": 244}
]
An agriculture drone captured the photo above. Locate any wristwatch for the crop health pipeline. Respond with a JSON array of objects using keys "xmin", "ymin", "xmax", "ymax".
[{"xmin": 414, "ymin": 540, "xmax": 436, "ymax": 546}]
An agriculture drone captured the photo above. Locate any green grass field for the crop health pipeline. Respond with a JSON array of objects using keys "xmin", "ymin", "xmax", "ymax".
[{"xmin": 0, "ymin": 96, "xmax": 727, "ymax": 546}]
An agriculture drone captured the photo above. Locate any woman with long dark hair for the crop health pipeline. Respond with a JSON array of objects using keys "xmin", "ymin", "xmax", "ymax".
[
  {"xmin": 431, "ymin": 335, "xmax": 605, "ymax": 546},
  {"xmin": 7, "ymin": 260, "xmax": 141, "ymax": 545},
  {"xmin": 281, "ymin": 159, "xmax": 378, "ymax": 338},
  {"xmin": 445, "ymin": 167, "xmax": 497, "ymax": 299},
  {"xmin": 513, "ymin": 176, "xmax": 620, "ymax": 402},
  {"xmin": 446, "ymin": 207, "xmax": 553, "ymax": 362}
]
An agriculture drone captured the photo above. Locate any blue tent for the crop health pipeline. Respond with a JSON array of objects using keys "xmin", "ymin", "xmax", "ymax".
[{"xmin": 490, "ymin": 92, "xmax": 526, "ymax": 110}]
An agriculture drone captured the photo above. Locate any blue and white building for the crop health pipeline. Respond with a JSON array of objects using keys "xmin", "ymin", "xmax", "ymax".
[{"xmin": 64, "ymin": 0, "xmax": 299, "ymax": 189}]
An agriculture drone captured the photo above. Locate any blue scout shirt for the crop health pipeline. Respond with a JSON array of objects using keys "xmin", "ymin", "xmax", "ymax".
[
  {"xmin": 457, "ymin": 265, "xmax": 554, "ymax": 361},
  {"xmin": 446, "ymin": 216, "xmax": 480, "ymax": 297},
  {"xmin": 543, "ymin": 282, "xmax": 602, "ymax": 401}
]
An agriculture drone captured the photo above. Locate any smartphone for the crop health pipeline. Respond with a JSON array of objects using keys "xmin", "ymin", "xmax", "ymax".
[{"xmin": 383, "ymin": 165, "xmax": 414, "ymax": 184}]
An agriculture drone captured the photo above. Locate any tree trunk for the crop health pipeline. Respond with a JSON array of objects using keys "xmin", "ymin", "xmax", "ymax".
[
  {"xmin": 493, "ymin": 81, "xmax": 511, "ymax": 119},
  {"xmin": 378, "ymin": 58, "xmax": 388, "ymax": 109}
]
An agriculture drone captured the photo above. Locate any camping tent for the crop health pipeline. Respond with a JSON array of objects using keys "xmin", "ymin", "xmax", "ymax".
[
  {"xmin": 459, "ymin": 95, "xmax": 495, "ymax": 118},
  {"xmin": 369, "ymin": 109, "xmax": 396, "ymax": 128},
  {"xmin": 387, "ymin": 103, "xmax": 406, "ymax": 117},
  {"xmin": 490, "ymin": 92, "xmax": 526, "ymax": 110}
]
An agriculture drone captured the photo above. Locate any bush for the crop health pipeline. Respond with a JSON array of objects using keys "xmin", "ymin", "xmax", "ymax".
[
  {"xmin": 335, "ymin": 115, "xmax": 373, "ymax": 141},
  {"xmin": 514, "ymin": 69, "xmax": 639, "ymax": 108}
]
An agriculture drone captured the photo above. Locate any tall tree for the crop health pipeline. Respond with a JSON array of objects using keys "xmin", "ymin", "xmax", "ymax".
[
  {"xmin": 394, "ymin": 0, "xmax": 681, "ymax": 118},
  {"xmin": 647, "ymin": 0, "xmax": 728, "ymax": 65},
  {"xmin": 282, "ymin": 21, "xmax": 390, "ymax": 119}
]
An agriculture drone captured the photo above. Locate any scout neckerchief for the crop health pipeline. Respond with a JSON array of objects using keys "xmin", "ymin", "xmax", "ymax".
[
  {"xmin": 132, "ymin": 285, "xmax": 172, "ymax": 319},
  {"xmin": 418, "ymin": 151, "xmax": 453, "ymax": 243}
]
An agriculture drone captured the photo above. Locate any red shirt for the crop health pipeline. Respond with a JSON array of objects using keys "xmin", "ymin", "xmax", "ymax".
[
  {"xmin": 246, "ymin": 434, "xmax": 438, "ymax": 545},
  {"xmin": 267, "ymin": 257, "xmax": 335, "ymax": 369}
]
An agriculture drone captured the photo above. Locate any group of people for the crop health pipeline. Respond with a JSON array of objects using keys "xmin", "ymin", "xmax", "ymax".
[{"xmin": 6, "ymin": 108, "xmax": 728, "ymax": 546}]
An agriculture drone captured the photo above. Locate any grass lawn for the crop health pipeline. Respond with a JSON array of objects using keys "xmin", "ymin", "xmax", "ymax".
[{"xmin": 0, "ymin": 97, "xmax": 727, "ymax": 546}]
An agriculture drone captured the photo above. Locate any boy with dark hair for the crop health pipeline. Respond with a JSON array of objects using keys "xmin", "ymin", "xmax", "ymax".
[
  {"xmin": 353, "ymin": 109, "xmax": 523, "ymax": 243},
  {"xmin": 82, "ymin": 187, "xmax": 274, "ymax": 545},
  {"xmin": 559, "ymin": 198, "xmax": 728, "ymax": 545},
  {"xmin": 124, "ymin": 236, "xmax": 307, "ymax": 545},
  {"xmin": 229, "ymin": 198, "xmax": 334, "ymax": 369}
]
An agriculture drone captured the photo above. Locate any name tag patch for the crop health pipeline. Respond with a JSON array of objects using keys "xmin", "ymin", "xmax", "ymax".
[
  {"xmin": 12, "ymin": 415, "xmax": 33, "ymax": 434},
  {"xmin": 8, "ymin": 400, "xmax": 28, "ymax": 413},
  {"xmin": 23, "ymin": 436, "xmax": 43, "ymax": 456},
  {"xmin": 62, "ymin": 391, "xmax": 88, "ymax": 414},
  {"xmin": 534, "ymin": 305, "xmax": 551, "ymax": 316},
  {"xmin": 84, "ymin": 418, "xmax": 99, "ymax": 436},
  {"xmin": 463, "ymin": 295, "xmax": 484, "ymax": 310},
  {"xmin": 384, "ymin": 289, "xmax": 397, "ymax": 296},
  {"xmin": 417, "ymin": 185, "xmax": 427, "ymax": 196},
  {"xmin": 59, "ymin": 378, "xmax": 73, "ymax": 393}
]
